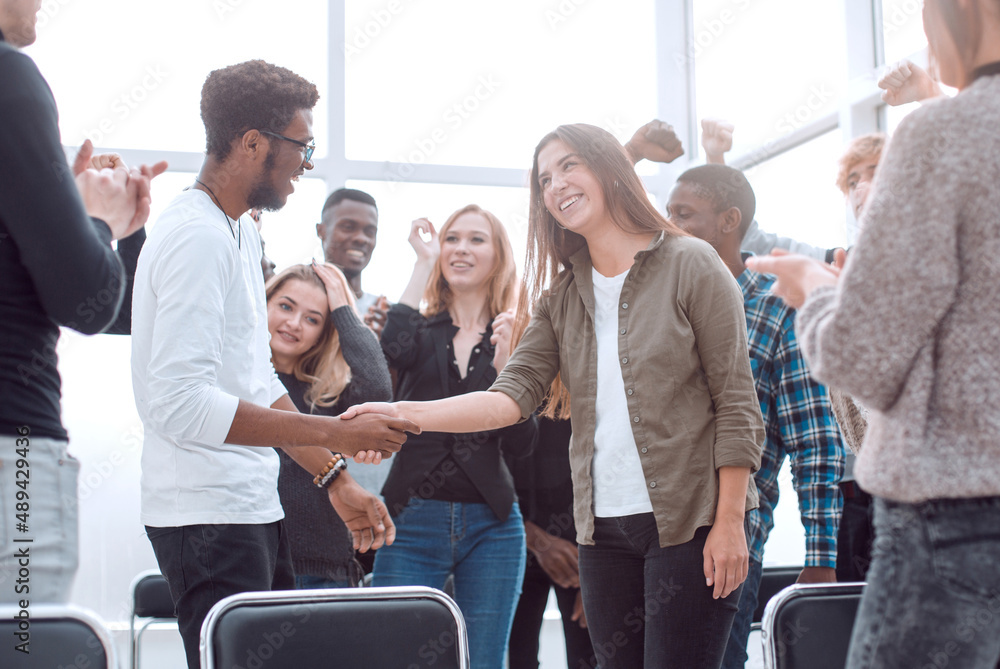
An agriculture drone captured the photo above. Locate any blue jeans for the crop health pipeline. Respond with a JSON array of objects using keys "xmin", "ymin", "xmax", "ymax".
[
  {"xmin": 578, "ymin": 515, "xmax": 743, "ymax": 669},
  {"xmin": 373, "ymin": 499, "xmax": 526, "ymax": 669},
  {"xmin": 847, "ymin": 497, "xmax": 1000, "ymax": 669},
  {"xmin": 720, "ymin": 557, "xmax": 764, "ymax": 669}
]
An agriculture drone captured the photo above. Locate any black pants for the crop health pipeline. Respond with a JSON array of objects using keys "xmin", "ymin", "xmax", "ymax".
[
  {"xmin": 578, "ymin": 516, "xmax": 742, "ymax": 669},
  {"xmin": 835, "ymin": 482, "xmax": 874, "ymax": 582},
  {"xmin": 508, "ymin": 552, "xmax": 595, "ymax": 669},
  {"xmin": 146, "ymin": 521, "xmax": 295, "ymax": 669}
]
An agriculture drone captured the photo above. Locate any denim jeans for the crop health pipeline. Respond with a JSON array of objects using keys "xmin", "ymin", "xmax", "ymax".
[
  {"xmin": 578, "ymin": 514, "xmax": 742, "ymax": 669},
  {"xmin": 847, "ymin": 496, "xmax": 1000, "ymax": 669},
  {"xmin": 0, "ymin": 436, "xmax": 79, "ymax": 604},
  {"xmin": 146, "ymin": 521, "xmax": 295, "ymax": 669},
  {"xmin": 373, "ymin": 499, "xmax": 526, "ymax": 669},
  {"xmin": 720, "ymin": 557, "xmax": 764, "ymax": 669}
]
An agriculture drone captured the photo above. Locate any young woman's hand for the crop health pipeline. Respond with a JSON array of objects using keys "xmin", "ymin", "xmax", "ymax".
[
  {"xmin": 490, "ymin": 309, "xmax": 516, "ymax": 373},
  {"xmin": 311, "ymin": 260, "xmax": 352, "ymax": 311},
  {"xmin": 408, "ymin": 217, "xmax": 440, "ymax": 266},
  {"xmin": 703, "ymin": 515, "xmax": 749, "ymax": 599},
  {"xmin": 745, "ymin": 250, "xmax": 840, "ymax": 309}
]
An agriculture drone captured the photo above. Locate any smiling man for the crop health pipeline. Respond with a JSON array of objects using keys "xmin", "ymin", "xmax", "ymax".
[
  {"xmin": 317, "ymin": 188, "xmax": 391, "ymax": 337},
  {"xmin": 130, "ymin": 60, "xmax": 418, "ymax": 669}
]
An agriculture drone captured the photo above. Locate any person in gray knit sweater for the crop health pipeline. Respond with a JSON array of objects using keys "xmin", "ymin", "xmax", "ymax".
[
  {"xmin": 749, "ymin": 1, "xmax": 1000, "ymax": 665},
  {"xmin": 266, "ymin": 262, "xmax": 393, "ymax": 588}
]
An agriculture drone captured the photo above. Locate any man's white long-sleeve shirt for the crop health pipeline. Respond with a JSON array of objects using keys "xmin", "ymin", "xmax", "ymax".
[{"xmin": 131, "ymin": 189, "xmax": 287, "ymax": 527}]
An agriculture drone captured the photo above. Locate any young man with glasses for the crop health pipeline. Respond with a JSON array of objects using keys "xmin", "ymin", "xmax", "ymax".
[{"xmin": 130, "ymin": 59, "xmax": 418, "ymax": 669}]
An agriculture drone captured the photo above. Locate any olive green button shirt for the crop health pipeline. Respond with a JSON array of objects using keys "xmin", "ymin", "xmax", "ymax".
[{"xmin": 491, "ymin": 232, "xmax": 764, "ymax": 548}]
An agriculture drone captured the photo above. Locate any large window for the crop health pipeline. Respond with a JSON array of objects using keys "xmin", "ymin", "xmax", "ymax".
[{"xmin": 344, "ymin": 0, "xmax": 658, "ymax": 169}]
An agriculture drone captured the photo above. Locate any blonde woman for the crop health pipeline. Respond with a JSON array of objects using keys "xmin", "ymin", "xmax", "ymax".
[
  {"xmin": 373, "ymin": 204, "xmax": 537, "ymax": 669},
  {"xmin": 266, "ymin": 261, "xmax": 392, "ymax": 588}
]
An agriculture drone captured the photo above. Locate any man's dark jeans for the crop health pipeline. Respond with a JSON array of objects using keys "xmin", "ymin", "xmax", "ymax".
[{"xmin": 146, "ymin": 521, "xmax": 295, "ymax": 669}]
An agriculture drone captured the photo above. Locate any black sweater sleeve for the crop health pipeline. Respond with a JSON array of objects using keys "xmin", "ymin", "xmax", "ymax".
[
  {"xmin": 104, "ymin": 228, "xmax": 146, "ymax": 335},
  {"xmin": 331, "ymin": 305, "xmax": 394, "ymax": 408},
  {"xmin": 0, "ymin": 45, "xmax": 125, "ymax": 334}
]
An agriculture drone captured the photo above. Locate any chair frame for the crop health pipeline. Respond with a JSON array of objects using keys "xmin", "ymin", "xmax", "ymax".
[
  {"xmin": 128, "ymin": 569, "xmax": 179, "ymax": 669},
  {"xmin": 760, "ymin": 581, "xmax": 866, "ymax": 669},
  {"xmin": 200, "ymin": 585, "xmax": 470, "ymax": 669},
  {"xmin": 0, "ymin": 603, "xmax": 117, "ymax": 669}
]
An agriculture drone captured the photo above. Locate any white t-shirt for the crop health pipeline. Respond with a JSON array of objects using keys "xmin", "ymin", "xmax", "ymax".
[
  {"xmin": 131, "ymin": 190, "xmax": 287, "ymax": 527},
  {"xmin": 591, "ymin": 267, "xmax": 654, "ymax": 517}
]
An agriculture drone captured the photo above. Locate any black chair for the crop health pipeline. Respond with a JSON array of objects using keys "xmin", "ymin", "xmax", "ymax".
[
  {"xmin": 752, "ymin": 565, "xmax": 803, "ymax": 629},
  {"xmin": 129, "ymin": 569, "xmax": 179, "ymax": 669},
  {"xmin": 761, "ymin": 582, "xmax": 866, "ymax": 669},
  {"xmin": 200, "ymin": 585, "xmax": 470, "ymax": 669},
  {"xmin": 0, "ymin": 603, "xmax": 116, "ymax": 668}
]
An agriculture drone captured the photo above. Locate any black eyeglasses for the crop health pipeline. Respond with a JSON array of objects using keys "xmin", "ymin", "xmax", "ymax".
[{"xmin": 260, "ymin": 130, "xmax": 315, "ymax": 163}]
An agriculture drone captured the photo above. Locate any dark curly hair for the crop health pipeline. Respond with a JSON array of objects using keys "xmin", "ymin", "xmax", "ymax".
[{"xmin": 200, "ymin": 60, "xmax": 319, "ymax": 161}]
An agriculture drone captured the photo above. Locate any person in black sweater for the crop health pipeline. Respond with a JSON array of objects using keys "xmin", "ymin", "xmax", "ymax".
[
  {"xmin": 0, "ymin": 5, "xmax": 165, "ymax": 603},
  {"xmin": 266, "ymin": 261, "xmax": 394, "ymax": 587},
  {"xmin": 375, "ymin": 205, "xmax": 537, "ymax": 669}
]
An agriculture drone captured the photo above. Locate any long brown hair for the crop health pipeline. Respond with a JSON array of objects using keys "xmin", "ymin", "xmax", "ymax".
[
  {"xmin": 422, "ymin": 204, "xmax": 518, "ymax": 321},
  {"xmin": 265, "ymin": 263, "xmax": 354, "ymax": 409},
  {"xmin": 516, "ymin": 123, "xmax": 686, "ymax": 418}
]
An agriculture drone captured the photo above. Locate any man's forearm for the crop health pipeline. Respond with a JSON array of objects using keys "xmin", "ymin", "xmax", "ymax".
[{"xmin": 226, "ymin": 399, "xmax": 336, "ymax": 448}]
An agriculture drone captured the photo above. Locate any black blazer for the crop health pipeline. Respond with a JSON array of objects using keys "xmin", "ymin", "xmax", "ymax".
[{"xmin": 380, "ymin": 303, "xmax": 536, "ymax": 521}]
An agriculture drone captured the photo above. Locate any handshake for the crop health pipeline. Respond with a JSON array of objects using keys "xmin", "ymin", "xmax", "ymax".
[{"xmin": 337, "ymin": 402, "xmax": 417, "ymax": 464}]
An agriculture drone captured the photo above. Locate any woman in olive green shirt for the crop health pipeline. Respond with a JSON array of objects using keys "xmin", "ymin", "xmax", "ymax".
[{"xmin": 345, "ymin": 124, "xmax": 764, "ymax": 668}]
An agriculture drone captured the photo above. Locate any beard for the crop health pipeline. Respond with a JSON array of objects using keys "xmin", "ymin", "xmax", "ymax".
[{"xmin": 246, "ymin": 150, "xmax": 285, "ymax": 212}]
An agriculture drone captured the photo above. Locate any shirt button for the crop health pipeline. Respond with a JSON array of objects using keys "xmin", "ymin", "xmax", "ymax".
[
  {"xmin": 621, "ymin": 357, "xmax": 628, "ymax": 364},
  {"xmin": 632, "ymin": 416, "xmax": 640, "ymax": 423},
  {"xmin": 620, "ymin": 328, "xmax": 626, "ymax": 335},
  {"xmin": 627, "ymin": 389, "xmax": 634, "ymax": 396},
  {"xmin": 649, "ymin": 481, "xmax": 657, "ymax": 488},
  {"xmin": 641, "ymin": 447, "xmax": 648, "ymax": 453},
  {"xmin": 474, "ymin": 347, "xmax": 480, "ymax": 353},
  {"xmin": 621, "ymin": 302, "xmax": 629, "ymax": 309}
]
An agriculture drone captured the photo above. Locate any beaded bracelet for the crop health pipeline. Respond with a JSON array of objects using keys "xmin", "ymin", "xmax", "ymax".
[{"xmin": 313, "ymin": 453, "xmax": 346, "ymax": 488}]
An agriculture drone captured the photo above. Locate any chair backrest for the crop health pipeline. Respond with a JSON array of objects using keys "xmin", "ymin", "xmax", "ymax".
[
  {"xmin": 754, "ymin": 565, "xmax": 803, "ymax": 624},
  {"xmin": 131, "ymin": 569, "xmax": 176, "ymax": 619},
  {"xmin": 761, "ymin": 582, "xmax": 866, "ymax": 669},
  {"xmin": 0, "ymin": 604, "xmax": 116, "ymax": 669},
  {"xmin": 201, "ymin": 586, "xmax": 470, "ymax": 669}
]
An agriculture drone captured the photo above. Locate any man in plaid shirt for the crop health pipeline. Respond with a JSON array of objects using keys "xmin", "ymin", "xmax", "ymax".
[{"xmin": 667, "ymin": 164, "xmax": 845, "ymax": 669}]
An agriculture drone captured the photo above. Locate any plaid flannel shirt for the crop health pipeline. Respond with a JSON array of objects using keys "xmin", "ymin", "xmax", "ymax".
[{"xmin": 739, "ymin": 268, "xmax": 845, "ymax": 567}]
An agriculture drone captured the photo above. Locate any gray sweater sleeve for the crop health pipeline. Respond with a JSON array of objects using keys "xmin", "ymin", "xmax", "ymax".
[{"xmin": 331, "ymin": 305, "xmax": 393, "ymax": 408}]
